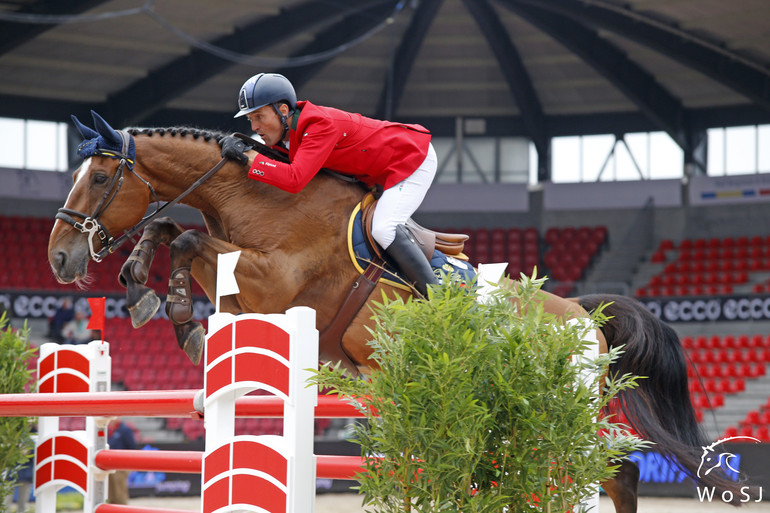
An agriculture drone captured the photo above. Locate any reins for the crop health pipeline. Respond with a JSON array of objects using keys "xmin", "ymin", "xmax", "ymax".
[{"xmin": 56, "ymin": 130, "xmax": 229, "ymax": 262}]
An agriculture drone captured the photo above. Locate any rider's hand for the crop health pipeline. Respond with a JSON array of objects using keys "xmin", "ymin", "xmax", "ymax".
[{"xmin": 219, "ymin": 135, "xmax": 250, "ymax": 166}]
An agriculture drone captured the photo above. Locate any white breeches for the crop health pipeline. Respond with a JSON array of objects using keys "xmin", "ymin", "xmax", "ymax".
[{"xmin": 371, "ymin": 143, "xmax": 437, "ymax": 249}]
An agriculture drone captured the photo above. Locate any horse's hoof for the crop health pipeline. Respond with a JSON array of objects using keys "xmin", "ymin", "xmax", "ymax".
[
  {"xmin": 176, "ymin": 322, "xmax": 205, "ymax": 366},
  {"xmin": 127, "ymin": 288, "xmax": 161, "ymax": 328}
]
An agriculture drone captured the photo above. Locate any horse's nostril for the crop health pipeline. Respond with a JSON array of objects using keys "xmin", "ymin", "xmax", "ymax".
[{"xmin": 54, "ymin": 251, "xmax": 67, "ymax": 270}]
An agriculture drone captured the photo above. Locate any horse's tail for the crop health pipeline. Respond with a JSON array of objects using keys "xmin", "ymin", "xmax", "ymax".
[{"xmin": 577, "ymin": 294, "xmax": 749, "ymax": 502}]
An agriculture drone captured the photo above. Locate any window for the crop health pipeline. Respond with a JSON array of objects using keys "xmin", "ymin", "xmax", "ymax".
[
  {"xmin": 551, "ymin": 131, "xmax": 683, "ymax": 182},
  {"xmin": 707, "ymin": 124, "xmax": 770, "ymax": 176},
  {"xmin": 0, "ymin": 117, "xmax": 69, "ymax": 171}
]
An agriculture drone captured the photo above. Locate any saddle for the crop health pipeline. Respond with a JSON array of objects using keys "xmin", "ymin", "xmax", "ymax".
[
  {"xmin": 360, "ymin": 192, "xmax": 469, "ymax": 261},
  {"xmin": 319, "ymin": 193, "xmax": 470, "ymax": 374}
]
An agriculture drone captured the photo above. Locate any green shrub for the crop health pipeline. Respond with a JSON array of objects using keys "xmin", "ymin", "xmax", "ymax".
[
  {"xmin": 314, "ymin": 275, "xmax": 649, "ymax": 512},
  {"xmin": 0, "ymin": 312, "xmax": 36, "ymax": 508}
]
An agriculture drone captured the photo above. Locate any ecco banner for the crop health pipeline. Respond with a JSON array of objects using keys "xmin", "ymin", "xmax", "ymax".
[
  {"xmin": 641, "ymin": 294, "xmax": 770, "ymax": 323},
  {"xmin": 0, "ymin": 291, "xmax": 214, "ymax": 321}
]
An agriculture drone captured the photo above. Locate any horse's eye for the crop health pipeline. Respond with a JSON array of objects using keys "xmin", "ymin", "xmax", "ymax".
[{"xmin": 93, "ymin": 173, "xmax": 108, "ymax": 185}]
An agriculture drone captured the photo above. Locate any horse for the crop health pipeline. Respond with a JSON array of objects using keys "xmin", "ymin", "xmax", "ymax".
[{"xmin": 47, "ymin": 111, "xmax": 744, "ymax": 512}]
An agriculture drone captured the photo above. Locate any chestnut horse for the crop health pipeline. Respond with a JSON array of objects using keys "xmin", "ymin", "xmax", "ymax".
[{"xmin": 47, "ymin": 112, "xmax": 742, "ymax": 512}]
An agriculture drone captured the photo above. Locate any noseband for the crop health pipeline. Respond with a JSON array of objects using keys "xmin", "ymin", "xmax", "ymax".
[{"xmin": 55, "ymin": 129, "xmax": 230, "ymax": 263}]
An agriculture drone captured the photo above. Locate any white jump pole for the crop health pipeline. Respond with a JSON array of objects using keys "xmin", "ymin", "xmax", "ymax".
[
  {"xmin": 34, "ymin": 340, "xmax": 112, "ymax": 513},
  {"xmin": 200, "ymin": 251, "xmax": 318, "ymax": 513}
]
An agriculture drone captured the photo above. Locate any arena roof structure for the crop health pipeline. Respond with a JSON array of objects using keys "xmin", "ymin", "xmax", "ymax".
[{"xmin": 1, "ymin": 0, "xmax": 770, "ymax": 178}]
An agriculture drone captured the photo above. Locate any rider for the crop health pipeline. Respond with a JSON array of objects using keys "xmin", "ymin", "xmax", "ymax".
[{"xmin": 220, "ymin": 72, "xmax": 439, "ymax": 296}]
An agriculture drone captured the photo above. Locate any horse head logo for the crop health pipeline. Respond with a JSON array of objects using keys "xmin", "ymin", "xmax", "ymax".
[{"xmin": 697, "ymin": 436, "xmax": 760, "ymax": 478}]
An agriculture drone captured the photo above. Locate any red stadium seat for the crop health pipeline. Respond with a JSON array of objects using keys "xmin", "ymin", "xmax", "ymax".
[
  {"xmin": 545, "ymin": 227, "xmax": 560, "ymax": 245},
  {"xmin": 507, "ymin": 228, "xmax": 522, "ymax": 245},
  {"xmin": 490, "ymin": 228, "xmax": 505, "ymax": 244},
  {"xmin": 723, "ymin": 363, "xmax": 739, "ymax": 378},
  {"xmin": 743, "ymin": 410, "xmax": 761, "ymax": 425},
  {"xmin": 592, "ymin": 226, "xmax": 607, "ymax": 245},
  {"xmin": 755, "ymin": 426, "xmax": 770, "ymax": 442}
]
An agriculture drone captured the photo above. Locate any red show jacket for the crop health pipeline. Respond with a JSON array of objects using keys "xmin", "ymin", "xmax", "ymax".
[{"xmin": 248, "ymin": 101, "xmax": 431, "ymax": 193}]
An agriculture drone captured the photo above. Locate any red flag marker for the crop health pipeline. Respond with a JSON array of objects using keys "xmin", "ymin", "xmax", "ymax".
[{"xmin": 87, "ymin": 297, "xmax": 106, "ymax": 341}]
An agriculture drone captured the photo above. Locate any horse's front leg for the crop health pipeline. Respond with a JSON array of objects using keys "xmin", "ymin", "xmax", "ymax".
[
  {"xmin": 119, "ymin": 217, "xmax": 185, "ymax": 328},
  {"xmin": 164, "ymin": 230, "xmax": 297, "ymax": 365}
]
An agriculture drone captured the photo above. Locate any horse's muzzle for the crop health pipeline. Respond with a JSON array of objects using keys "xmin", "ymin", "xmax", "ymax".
[{"xmin": 49, "ymin": 248, "xmax": 87, "ymax": 284}]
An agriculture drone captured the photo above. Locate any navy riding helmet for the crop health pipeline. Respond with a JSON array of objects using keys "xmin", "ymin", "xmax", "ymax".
[{"xmin": 234, "ymin": 73, "xmax": 297, "ymax": 118}]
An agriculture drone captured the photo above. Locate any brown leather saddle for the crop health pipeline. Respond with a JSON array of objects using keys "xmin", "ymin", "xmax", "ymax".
[
  {"xmin": 360, "ymin": 191, "xmax": 469, "ymax": 262},
  {"xmin": 318, "ymin": 192, "xmax": 469, "ymax": 374}
]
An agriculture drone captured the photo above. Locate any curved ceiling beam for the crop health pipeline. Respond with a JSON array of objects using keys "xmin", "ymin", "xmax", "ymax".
[
  {"xmin": 463, "ymin": 0, "xmax": 546, "ymax": 151},
  {"xmin": 0, "ymin": 0, "xmax": 109, "ymax": 56},
  {"xmin": 103, "ymin": 0, "xmax": 391, "ymax": 127},
  {"xmin": 279, "ymin": 1, "xmax": 401, "ymax": 92},
  {"xmin": 506, "ymin": 0, "xmax": 770, "ymax": 113},
  {"xmin": 499, "ymin": 0, "xmax": 687, "ymax": 148},
  {"xmin": 375, "ymin": 0, "xmax": 445, "ymax": 120}
]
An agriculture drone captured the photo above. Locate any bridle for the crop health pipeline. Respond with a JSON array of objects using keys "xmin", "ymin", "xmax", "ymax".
[{"xmin": 55, "ymin": 129, "xmax": 228, "ymax": 263}]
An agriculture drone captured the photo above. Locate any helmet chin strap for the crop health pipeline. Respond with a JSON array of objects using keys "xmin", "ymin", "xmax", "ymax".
[{"xmin": 272, "ymin": 103, "xmax": 292, "ymax": 141}]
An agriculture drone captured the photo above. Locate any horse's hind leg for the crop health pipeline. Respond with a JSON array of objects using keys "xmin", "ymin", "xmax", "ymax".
[
  {"xmin": 601, "ymin": 459, "xmax": 640, "ymax": 513},
  {"xmin": 119, "ymin": 217, "xmax": 184, "ymax": 328}
]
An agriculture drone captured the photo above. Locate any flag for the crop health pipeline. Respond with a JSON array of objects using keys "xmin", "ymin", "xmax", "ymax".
[
  {"xmin": 87, "ymin": 297, "xmax": 106, "ymax": 333},
  {"xmin": 216, "ymin": 251, "xmax": 242, "ymax": 299}
]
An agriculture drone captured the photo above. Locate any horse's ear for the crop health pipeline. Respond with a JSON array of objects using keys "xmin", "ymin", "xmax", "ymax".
[
  {"xmin": 90, "ymin": 110, "xmax": 123, "ymax": 147},
  {"xmin": 71, "ymin": 115, "xmax": 99, "ymax": 140}
]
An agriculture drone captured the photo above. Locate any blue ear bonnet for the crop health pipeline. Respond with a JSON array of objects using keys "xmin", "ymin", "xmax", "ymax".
[{"xmin": 71, "ymin": 110, "xmax": 135, "ymax": 168}]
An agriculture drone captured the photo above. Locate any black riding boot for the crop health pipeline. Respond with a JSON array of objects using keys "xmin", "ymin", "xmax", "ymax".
[{"xmin": 385, "ymin": 224, "xmax": 439, "ymax": 297}]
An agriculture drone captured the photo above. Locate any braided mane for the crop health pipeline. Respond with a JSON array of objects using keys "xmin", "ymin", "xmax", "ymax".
[
  {"xmin": 126, "ymin": 126, "xmax": 227, "ymax": 143},
  {"xmin": 126, "ymin": 126, "xmax": 292, "ymax": 164}
]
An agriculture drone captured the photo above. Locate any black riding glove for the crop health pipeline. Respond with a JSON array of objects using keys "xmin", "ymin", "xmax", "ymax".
[{"xmin": 220, "ymin": 135, "xmax": 250, "ymax": 166}]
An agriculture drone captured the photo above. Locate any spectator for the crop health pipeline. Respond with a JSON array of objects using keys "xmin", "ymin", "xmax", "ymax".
[
  {"xmin": 61, "ymin": 310, "xmax": 93, "ymax": 345},
  {"xmin": 4, "ymin": 449, "xmax": 33, "ymax": 512},
  {"xmin": 107, "ymin": 419, "xmax": 137, "ymax": 504},
  {"xmin": 48, "ymin": 297, "xmax": 74, "ymax": 343}
]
